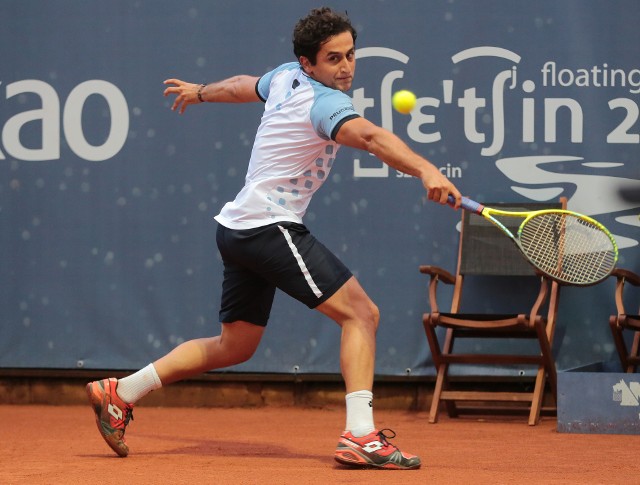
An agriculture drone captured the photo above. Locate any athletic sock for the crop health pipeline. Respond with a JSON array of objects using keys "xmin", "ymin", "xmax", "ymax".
[
  {"xmin": 115, "ymin": 363, "xmax": 162, "ymax": 404},
  {"xmin": 345, "ymin": 390, "xmax": 375, "ymax": 438}
]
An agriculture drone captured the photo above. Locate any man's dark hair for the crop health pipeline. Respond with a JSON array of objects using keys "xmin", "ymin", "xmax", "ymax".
[{"xmin": 293, "ymin": 7, "xmax": 357, "ymax": 65}]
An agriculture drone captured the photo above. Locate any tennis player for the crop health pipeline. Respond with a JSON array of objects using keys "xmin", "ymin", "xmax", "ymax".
[{"xmin": 87, "ymin": 7, "xmax": 461, "ymax": 470}]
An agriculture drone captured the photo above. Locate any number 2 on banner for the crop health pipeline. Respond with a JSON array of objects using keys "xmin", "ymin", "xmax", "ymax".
[{"xmin": 607, "ymin": 98, "xmax": 640, "ymax": 144}]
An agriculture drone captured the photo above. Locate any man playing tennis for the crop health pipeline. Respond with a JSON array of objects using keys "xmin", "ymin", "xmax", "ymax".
[{"xmin": 87, "ymin": 7, "xmax": 461, "ymax": 470}]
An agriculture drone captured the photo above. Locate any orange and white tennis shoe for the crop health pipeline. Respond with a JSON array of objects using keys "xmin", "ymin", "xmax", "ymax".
[
  {"xmin": 335, "ymin": 428, "xmax": 421, "ymax": 469},
  {"xmin": 86, "ymin": 378, "xmax": 134, "ymax": 457}
]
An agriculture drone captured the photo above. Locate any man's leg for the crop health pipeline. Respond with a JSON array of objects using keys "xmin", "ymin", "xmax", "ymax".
[
  {"xmin": 87, "ymin": 321, "xmax": 264, "ymax": 457},
  {"xmin": 317, "ymin": 276, "xmax": 421, "ymax": 470},
  {"xmin": 315, "ymin": 276, "xmax": 378, "ymax": 394},
  {"xmin": 316, "ymin": 276, "xmax": 378, "ymax": 438},
  {"xmin": 152, "ymin": 321, "xmax": 265, "ymax": 385}
]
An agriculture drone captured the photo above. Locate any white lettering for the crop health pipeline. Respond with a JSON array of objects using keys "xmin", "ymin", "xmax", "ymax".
[
  {"xmin": 2, "ymin": 80, "xmax": 60, "ymax": 161},
  {"xmin": 541, "ymin": 61, "xmax": 640, "ymax": 94},
  {"xmin": 544, "ymin": 98, "xmax": 583, "ymax": 143},
  {"xmin": 1, "ymin": 79, "xmax": 129, "ymax": 162},
  {"xmin": 64, "ymin": 80, "xmax": 129, "ymax": 161},
  {"xmin": 458, "ymin": 88, "xmax": 485, "ymax": 143},
  {"xmin": 481, "ymin": 69, "xmax": 513, "ymax": 156},
  {"xmin": 407, "ymin": 97, "xmax": 441, "ymax": 143}
]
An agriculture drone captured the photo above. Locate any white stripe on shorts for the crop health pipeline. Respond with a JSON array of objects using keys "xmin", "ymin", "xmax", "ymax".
[{"xmin": 278, "ymin": 225, "xmax": 323, "ymax": 298}]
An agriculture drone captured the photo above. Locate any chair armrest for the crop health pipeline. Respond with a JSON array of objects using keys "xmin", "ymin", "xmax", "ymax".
[
  {"xmin": 611, "ymin": 268, "xmax": 640, "ymax": 316},
  {"xmin": 612, "ymin": 268, "xmax": 640, "ymax": 287},
  {"xmin": 419, "ymin": 265, "xmax": 456, "ymax": 285},
  {"xmin": 419, "ymin": 265, "xmax": 457, "ymax": 314}
]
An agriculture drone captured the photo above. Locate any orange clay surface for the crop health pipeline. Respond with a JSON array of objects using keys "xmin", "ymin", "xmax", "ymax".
[{"xmin": 1, "ymin": 404, "xmax": 638, "ymax": 484}]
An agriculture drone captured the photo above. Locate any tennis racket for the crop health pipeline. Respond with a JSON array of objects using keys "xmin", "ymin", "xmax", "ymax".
[{"xmin": 447, "ymin": 195, "xmax": 618, "ymax": 286}]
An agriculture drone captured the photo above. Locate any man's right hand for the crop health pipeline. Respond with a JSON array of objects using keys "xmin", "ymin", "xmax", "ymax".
[{"xmin": 163, "ymin": 79, "xmax": 203, "ymax": 114}]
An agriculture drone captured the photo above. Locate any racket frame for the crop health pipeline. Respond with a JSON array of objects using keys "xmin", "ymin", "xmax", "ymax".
[{"xmin": 451, "ymin": 196, "xmax": 619, "ymax": 286}]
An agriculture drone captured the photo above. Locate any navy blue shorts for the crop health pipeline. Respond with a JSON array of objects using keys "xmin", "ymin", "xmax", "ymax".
[{"xmin": 216, "ymin": 222, "xmax": 352, "ymax": 326}]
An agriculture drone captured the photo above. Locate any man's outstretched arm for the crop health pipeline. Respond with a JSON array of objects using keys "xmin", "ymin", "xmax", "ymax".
[
  {"xmin": 335, "ymin": 117, "xmax": 461, "ymax": 207},
  {"xmin": 163, "ymin": 75, "xmax": 261, "ymax": 114}
]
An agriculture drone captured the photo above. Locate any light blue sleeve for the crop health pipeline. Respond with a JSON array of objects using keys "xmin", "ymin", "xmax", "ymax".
[
  {"xmin": 310, "ymin": 87, "xmax": 359, "ymax": 140},
  {"xmin": 256, "ymin": 62, "xmax": 300, "ymax": 101}
]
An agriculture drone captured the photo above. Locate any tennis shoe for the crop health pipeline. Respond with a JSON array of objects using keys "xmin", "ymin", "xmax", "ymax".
[
  {"xmin": 334, "ymin": 428, "xmax": 421, "ymax": 469},
  {"xmin": 86, "ymin": 378, "xmax": 134, "ymax": 457}
]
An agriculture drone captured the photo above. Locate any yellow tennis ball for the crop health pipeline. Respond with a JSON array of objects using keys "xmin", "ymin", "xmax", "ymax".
[{"xmin": 392, "ymin": 90, "xmax": 417, "ymax": 114}]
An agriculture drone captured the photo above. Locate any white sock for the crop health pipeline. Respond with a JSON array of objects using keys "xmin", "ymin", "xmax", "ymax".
[
  {"xmin": 116, "ymin": 363, "xmax": 162, "ymax": 404},
  {"xmin": 345, "ymin": 390, "xmax": 375, "ymax": 437}
]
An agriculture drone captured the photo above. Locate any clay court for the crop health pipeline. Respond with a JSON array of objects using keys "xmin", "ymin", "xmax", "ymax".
[{"xmin": 2, "ymin": 401, "xmax": 638, "ymax": 484}]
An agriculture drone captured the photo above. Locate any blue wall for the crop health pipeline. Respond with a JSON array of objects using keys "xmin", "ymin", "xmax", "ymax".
[{"xmin": 1, "ymin": 0, "xmax": 638, "ymax": 375}]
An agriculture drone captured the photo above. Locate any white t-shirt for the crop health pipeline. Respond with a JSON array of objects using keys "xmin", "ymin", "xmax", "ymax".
[{"xmin": 214, "ymin": 62, "xmax": 360, "ymax": 230}]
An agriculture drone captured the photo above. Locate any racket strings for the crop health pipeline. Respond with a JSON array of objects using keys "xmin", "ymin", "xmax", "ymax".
[{"xmin": 518, "ymin": 213, "xmax": 616, "ymax": 285}]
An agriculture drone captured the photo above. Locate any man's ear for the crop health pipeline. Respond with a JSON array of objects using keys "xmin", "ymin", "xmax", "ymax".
[{"xmin": 299, "ymin": 56, "xmax": 312, "ymax": 74}]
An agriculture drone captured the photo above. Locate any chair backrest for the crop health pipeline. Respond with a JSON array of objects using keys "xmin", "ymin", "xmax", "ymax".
[{"xmin": 458, "ymin": 202, "xmax": 564, "ymax": 277}]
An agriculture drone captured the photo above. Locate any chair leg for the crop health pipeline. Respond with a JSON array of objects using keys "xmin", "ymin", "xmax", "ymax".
[
  {"xmin": 534, "ymin": 320, "xmax": 557, "ymax": 401},
  {"xmin": 423, "ymin": 319, "xmax": 456, "ymax": 423},
  {"xmin": 439, "ymin": 330, "xmax": 459, "ymax": 418},
  {"xmin": 429, "ymin": 365, "xmax": 447, "ymax": 423},
  {"xmin": 528, "ymin": 367, "xmax": 546, "ymax": 426}
]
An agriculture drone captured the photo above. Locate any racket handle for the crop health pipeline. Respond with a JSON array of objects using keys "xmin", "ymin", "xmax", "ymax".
[{"xmin": 447, "ymin": 195, "xmax": 484, "ymax": 214}]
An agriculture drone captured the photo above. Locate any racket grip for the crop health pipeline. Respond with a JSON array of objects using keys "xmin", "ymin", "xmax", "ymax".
[{"xmin": 447, "ymin": 195, "xmax": 484, "ymax": 214}]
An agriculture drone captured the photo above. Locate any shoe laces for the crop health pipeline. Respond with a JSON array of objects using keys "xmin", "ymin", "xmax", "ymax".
[
  {"xmin": 376, "ymin": 428, "xmax": 397, "ymax": 447},
  {"xmin": 123, "ymin": 406, "xmax": 134, "ymax": 428}
]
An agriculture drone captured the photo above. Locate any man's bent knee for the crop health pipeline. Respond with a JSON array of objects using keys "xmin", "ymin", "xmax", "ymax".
[
  {"xmin": 316, "ymin": 278, "xmax": 380, "ymax": 332},
  {"xmin": 218, "ymin": 321, "xmax": 264, "ymax": 365}
]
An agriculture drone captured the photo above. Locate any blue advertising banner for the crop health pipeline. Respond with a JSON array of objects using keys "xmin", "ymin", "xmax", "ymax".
[
  {"xmin": 558, "ymin": 372, "xmax": 640, "ymax": 434},
  {"xmin": 1, "ymin": 0, "xmax": 638, "ymax": 375}
]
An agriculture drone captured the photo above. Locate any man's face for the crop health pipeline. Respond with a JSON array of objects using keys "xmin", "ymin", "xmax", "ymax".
[{"xmin": 300, "ymin": 31, "xmax": 356, "ymax": 92}]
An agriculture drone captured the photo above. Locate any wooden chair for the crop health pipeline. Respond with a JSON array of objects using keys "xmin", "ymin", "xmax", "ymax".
[
  {"xmin": 420, "ymin": 199, "xmax": 565, "ymax": 425},
  {"xmin": 608, "ymin": 268, "xmax": 640, "ymax": 373}
]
